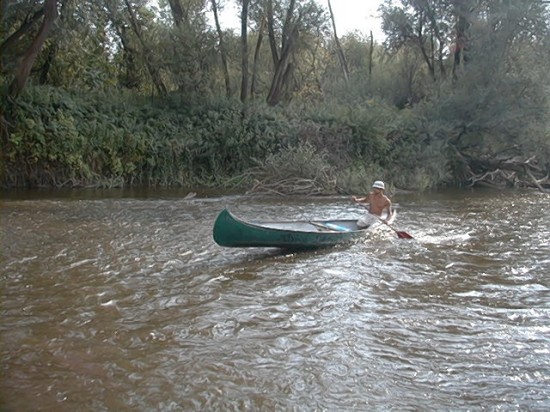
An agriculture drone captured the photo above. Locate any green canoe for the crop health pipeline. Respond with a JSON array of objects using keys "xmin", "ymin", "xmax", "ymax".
[{"xmin": 212, "ymin": 208, "xmax": 369, "ymax": 249}]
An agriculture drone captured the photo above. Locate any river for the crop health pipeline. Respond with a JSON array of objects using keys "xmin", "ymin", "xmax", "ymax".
[{"xmin": 1, "ymin": 189, "xmax": 549, "ymax": 411}]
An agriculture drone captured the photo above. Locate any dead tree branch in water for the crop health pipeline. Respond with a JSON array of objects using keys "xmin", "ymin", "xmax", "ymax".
[{"xmin": 464, "ymin": 154, "xmax": 549, "ymax": 192}]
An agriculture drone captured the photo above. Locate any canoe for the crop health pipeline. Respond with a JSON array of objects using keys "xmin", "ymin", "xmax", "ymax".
[{"xmin": 213, "ymin": 208, "xmax": 372, "ymax": 249}]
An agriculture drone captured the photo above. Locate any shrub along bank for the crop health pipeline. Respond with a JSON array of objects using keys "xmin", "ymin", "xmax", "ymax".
[{"xmin": 2, "ymin": 86, "xmax": 547, "ymax": 193}]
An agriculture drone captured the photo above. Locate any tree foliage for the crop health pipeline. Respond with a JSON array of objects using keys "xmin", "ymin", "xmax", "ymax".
[{"xmin": 1, "ymin": 0, "xmax": 549, "ymax": 190}]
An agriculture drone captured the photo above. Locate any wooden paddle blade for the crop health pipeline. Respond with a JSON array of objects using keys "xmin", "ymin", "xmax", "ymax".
[{"xmin": 396, "ymin": 231, "xmax": 413, "ymax": 239}]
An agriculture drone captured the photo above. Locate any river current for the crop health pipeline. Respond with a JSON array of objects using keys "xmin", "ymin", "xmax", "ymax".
[{"xmin": 1, "ymin": 189, "xmax": 549, "ymax": 411}]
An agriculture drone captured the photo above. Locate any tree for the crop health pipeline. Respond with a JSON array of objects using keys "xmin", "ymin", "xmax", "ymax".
[
  {"xmin": 0, "ymin": 8, "xmax": 45, "ymax": 71},
  {"xmin": 124, "ymin": 0, "xmax": 167, "ymax": 96},
  {"xmin": 436, "ymin": 0, "xmax": 550, "ymax": 187},
  {"xmin": 160, "ymin": 0, "xmax": 218, "ymax": 98},
  {"xmin": 104, "ymin": 0, "xmax": 141, "ymax": 88},
  {"xmin": 250, "ymin": 15, "xmax": 266, "ymax": 99},
  {"xmin": 240, "ymin": 0, "xmax": 249, "ymax": 102},
  {"xmin": 327, "ymin": 0, "xmax": 348, "ymax": 84},
  {"xmin": 7, "ymin": 0, "xmax": 58, "ymax": 98},
  {"xmin": 265, "ymin": 0, "xmax": 327, "ymax": 106},
  {"xmin": 211, "ymin": 0, "xmax": 231, "ymax": 97},
  {"xmin": 451, "ymin": 0, "xmax": 471, "ymax": 77},
  {"xmin": 381, "ymin": 0, "xmax": 455, "ymax": 81}
]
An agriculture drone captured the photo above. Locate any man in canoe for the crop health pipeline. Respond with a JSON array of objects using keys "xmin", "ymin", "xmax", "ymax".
[{"xmin": 352, "ymin": 180, "xmax": 393, "ymax": 228}]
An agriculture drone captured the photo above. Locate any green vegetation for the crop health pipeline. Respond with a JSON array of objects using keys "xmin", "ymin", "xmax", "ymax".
[
  {"xmin": 1, "ymin": 0, "xmax": 549, "ymax": 192},
  {"xmin": 0, "ymin": 87, "xmax": 401, "ymax": 191}
]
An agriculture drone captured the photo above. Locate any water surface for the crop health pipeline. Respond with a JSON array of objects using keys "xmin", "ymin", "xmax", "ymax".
[{"xmin": 1, "ymin": 189, "xmax": 549, "ymax": 410}]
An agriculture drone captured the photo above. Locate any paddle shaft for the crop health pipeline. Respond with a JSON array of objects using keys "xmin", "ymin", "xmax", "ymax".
[
  {"xmin": 376, "ymin": 216, "xmax": 413, "ymax": 239},
  {"xmin": 309, "ymin": 221, "xmax": 336, "ymax": 231},
  {"xmin": 310, "ymin": 221, "xmax": 352, "ymax": 232}
]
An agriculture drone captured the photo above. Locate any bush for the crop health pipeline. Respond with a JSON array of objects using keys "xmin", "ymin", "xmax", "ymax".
[{"xmin": 246, "ymin": 142, "xmax": 338, "ymax": 195}]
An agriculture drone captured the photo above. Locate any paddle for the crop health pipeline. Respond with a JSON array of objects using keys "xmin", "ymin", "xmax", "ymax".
[
  {"xmin": 354, "ymin": 200, "xmax": 413, "ymax": 239},
  {"xmin": 309, "ymin": 221, "xmax": 336, "ymax": 231},
  {"xmin": 309, "ymin": 221, "xmax": 350, "ymax": 232},
  {"xmin": 376, "ymin": 216, "xmax": 413, "ymax": 239}
]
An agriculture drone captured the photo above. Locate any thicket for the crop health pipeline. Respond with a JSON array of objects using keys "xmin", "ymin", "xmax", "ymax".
[{"xmin": 1, "ymin": 85, "xmax": 425, "ymax": 192}]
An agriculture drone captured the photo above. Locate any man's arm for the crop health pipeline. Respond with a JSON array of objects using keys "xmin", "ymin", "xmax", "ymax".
[
  {"xmin": 352, "ymin": 195, "xmax": 370, "ymax": 204},
  {"xmin": 382, "ymin": 200, "xmax": 393, "ymax": 223}
]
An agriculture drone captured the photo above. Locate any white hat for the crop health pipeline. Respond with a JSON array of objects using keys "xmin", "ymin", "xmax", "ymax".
[{"xmin": 372, "ymin": 180, "xmax": 385, "ymax": 190}]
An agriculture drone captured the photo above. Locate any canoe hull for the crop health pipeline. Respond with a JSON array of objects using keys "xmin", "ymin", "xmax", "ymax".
[{"xmin": 213, "ymin": 209, "xmax": 367, "ymax": 249}]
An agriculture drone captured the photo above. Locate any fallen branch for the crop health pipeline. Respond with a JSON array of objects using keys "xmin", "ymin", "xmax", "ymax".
[{"xmin": 525, "ymin": 168, "xmax": 548, "ymax": 193}]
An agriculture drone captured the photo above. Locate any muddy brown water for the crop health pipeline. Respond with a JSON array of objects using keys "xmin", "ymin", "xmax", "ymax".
[{"xmin": 1, "ymin": 189, "xmax": 549, "ymax": 411}]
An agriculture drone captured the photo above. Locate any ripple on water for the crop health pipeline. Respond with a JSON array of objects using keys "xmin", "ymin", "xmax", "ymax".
[{"xmin": 1, "ymin": 192, "xmax": 549, "ymax": 411}]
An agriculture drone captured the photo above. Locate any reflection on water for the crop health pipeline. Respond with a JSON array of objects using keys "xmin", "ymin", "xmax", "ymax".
[{"xmin": 1, "ymin": 190, "xmax": 549, "ymax": 411}]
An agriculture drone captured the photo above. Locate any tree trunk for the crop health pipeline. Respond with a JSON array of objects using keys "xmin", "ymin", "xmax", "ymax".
[
  {"xmin": 281, "ymin": 0, "xmax": 296, "ymax": 49},
  {"xmin": 327, "ymin": 0, "xmax": 348, "ymax": 85},
  {"xmin": 415, "ymin": 17, "xmax": 435, "ymax": 80},
  {"xmin": 211, "ymin": 0, "xmax": 231, "ymax": 98},
  {"xmin": 240, "ymin": 0, "xmax": 249, "ymax": 103},
  {"xmin": 266, "ymin": 28, "xmax": 296, "ymax": 106},
  {"xmin": 266, "ymin": 0, "xmax": 279, "ymax": 66},
  {"xmin": 167, "ymin": 0, "xmax": 185, "ymax": 28},
  {"xmin": 452, "ymin": 2, "xmax": 470, "ymax": 77},
  {"xmin": 8, "ymin": 0, "xmax": 58, "ymax": 98},
  {"xmin": 266, "ymin": 0, "xmax": 298, "ymax": 106},
  {"xmin": 250, "ymin": 17, "xmax": 266, "ymax": 99},
  {"xmin": 0, "ymin": 8, "xmax": 45, "ymax": 71},
  {"xmin": 368, "ymin": 30, "xmax": 374, "ymax": 76},
  {"xmin": 424, "ymin": 1, "xmax": 446, "ymax": 78}
]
